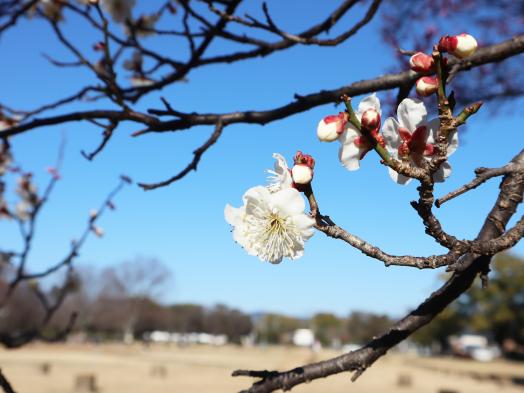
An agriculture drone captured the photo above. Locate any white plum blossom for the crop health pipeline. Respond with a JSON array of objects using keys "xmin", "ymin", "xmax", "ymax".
[
  {"xmin": 266, "ymin": 153, "xmax": 293, "ymax": 192},
  {"xmin": 101, "ymin": 0, "xmax": 135, "ymax": 23},
  {"xmin": 224, "ymin": 186, "xmax": 315, "ymax": 264},
  {"xmin": 382, "ymin": 98, "xmax": 458, "ymax": 185},
  {"xmin": 338, "ymin": 93, "xmax": 384, "ymax": 171}
]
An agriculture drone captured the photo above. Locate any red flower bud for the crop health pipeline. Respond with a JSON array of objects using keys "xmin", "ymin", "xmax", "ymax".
[
  {"xmin": 361, "ymin": 109, "xmax": 381, "ymax": 131},
  {"xmin": 416, "ymin": 76, "xmax": 438, "ymax": 97},
  {"xmin": 438, "ymin": 34, "xmax": 477, "ymax": 59},
  {"xmin": 409, "ymin": 52, "xmax": 434, "ymax": 73}
]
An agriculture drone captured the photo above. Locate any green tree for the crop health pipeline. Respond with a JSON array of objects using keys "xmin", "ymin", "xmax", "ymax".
[
  {"xmin": 412, "ymin": 253, "xmax": 524, "ymax": 357},
  {"xmin": 311, "ymin": 313, "xmax": 343, "ymax": 347}
]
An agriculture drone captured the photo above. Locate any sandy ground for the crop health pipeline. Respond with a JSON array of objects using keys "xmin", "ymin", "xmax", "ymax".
[{"xmin": 0, "ymin": 343, "xmax": 523, "ymax": 393}]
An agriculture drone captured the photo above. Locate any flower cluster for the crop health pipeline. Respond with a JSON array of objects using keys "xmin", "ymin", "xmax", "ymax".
[
  {"xmin": 226, "ymin": 33, "xmax": 477, "ymax": 264},
  {"xmin": 317, "ymin": 94, "xmax": 458, "ymax": 184},
  {"xmin": 225, "ymin": 153, "xmax": 315, "ymax": 264},
  {"xmin": 409, "ymin": 33, "xmax": 478, "ymax": 97},
  {"xmin": 318, "ymin": 93, "xmax": 384, "ymax": 171}
]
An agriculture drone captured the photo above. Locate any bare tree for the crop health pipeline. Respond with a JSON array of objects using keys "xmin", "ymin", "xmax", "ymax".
[
  {"xmin": 0, "ymin": 140, "xmax": 129, "ymax": 348},
  {"xmin": 92, "ymin": 257, "xmax": 172, "ymax": 339}
]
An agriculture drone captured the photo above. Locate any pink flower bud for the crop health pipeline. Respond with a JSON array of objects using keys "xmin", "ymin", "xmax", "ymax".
[
  {"xmin": 317, "ymin": 112, "xmax": 347, "ymax": 142},
  {"xmin": 93, "ymin": 42, "xmax": 106, "ymax": 51},
  {"xmin": 291, "ymin": 151, "xmax": 315, "ymax": 185},
  {"xmin": 92, "ymin": 225, "xmax": 104, "ymax": 238},
  {"xmin": 47, "ymin": 166, "xmax": 61, "ymax": 180},
  {"xmin": 438, "ymin": 34, "xmax": 477, "ymax": 59},
  {"xmin": 361, "ymin": 109, "xmax": 380, "ymax": 131},
  {"xmin": 409, "ymin": 52, "xmax": 434, "ymax": 73},
  {"xmin": 416, "ymin": 76, "xmax": 438, "ymax": 97}
]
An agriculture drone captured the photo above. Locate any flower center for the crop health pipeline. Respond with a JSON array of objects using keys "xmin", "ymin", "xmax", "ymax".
[
  {"xmin": 245, "ymin": 209, "xmax": 303, "ymax": 263},
  {"xmin": 397, "ymin": 126, "xmax": 434, "ymax": 158}
]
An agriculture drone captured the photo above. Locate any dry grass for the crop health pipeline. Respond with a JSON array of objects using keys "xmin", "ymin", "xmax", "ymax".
[{"xmin": 0, "ymin": 343, "xmax": 523, "ymax": 393}]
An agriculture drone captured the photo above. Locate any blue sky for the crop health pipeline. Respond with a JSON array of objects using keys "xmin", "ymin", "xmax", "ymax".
[{"xmin": 0, "ymin": 1, "xmax": 522, "ymax": 318}]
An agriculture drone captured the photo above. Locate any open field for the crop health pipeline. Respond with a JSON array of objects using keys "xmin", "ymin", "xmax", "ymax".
[{"xmin": 0, "ymin": 343, "xmax": 523, "ymax": 393}]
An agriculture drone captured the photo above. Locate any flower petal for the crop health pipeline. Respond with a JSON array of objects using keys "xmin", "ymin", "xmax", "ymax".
[
  {"xmin": 270, "ymin": 188, "xmax": 306, "ymax": 216},
  {"xmin": 382, "ymin": 118, "xmax": 401, "ymax": 154},
  {"xmin": 447, "ymin": 129, "xmax": 459, "ymax": 156},
  {"xmin": 357, "ymin": 93, "xmax": 381, "ymax": 117},
  {"xmin": 224, "ymin": 204, "xmax": 243, "ymax": 226},
  {"xmin": 293, "ymin": 214, "xmax": 315, "ymax": 239},
  {"xmin": 397, "ymin": 98, "xmax": 427, "ymax": 131},
  {"xmin": 433, "ymin": 161, "xmax": 452, "ymax": 182},
  {"xmin": 339, "ymin": 139, "xmax": 362, "ymax": 171},
  {"xmin": 267, "ymin": 153, "xmax": 293, "ymax": 190},
  {"xmin": 388, "ymin": 167, "xmax": 412, "ymax": 185},
  {"xmin": 425, "ymin": 118, "xmax": 440, "ymax": 145}
]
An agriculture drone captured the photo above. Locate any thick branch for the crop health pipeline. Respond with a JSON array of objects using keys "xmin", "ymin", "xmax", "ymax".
[{"xmin": 144, "ymin": 36, "xmax": 524, "ymax": 133}]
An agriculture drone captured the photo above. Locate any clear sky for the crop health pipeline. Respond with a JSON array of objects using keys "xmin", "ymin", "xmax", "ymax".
[{"xmin": 0, "ymin": 1, "xmax": 522, "ymax": 318}]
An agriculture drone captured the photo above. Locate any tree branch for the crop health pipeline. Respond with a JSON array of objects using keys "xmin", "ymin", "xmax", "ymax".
[{"xmin": 234, "ymin": 149, "xmax": 524, "ymax": 393}]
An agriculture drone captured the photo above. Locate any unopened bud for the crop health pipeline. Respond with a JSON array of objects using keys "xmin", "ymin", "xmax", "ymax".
[
  {"xmin": 317, "ymin": 112, "xmax": 347, "ymax": 142},
  {"xmin": 89, "ymin": 209, "xmax": 98, "ymax": 219},
  {"xmin": 416, "ymin": 76, "xmax": 438, "ymax": 97},
  {"xmin": 361, "ymin": 109, "xmax": 380, "ymax": 131},
  {"xmin": 291, "ymin": 165, "xmax": 313, "ymax": 185},
  {"xmin": 291, "ymin": 151, "xmax": 315, "ymax": 185},
  {"xmin": 92, "ymin": 225, "xmax": 104, "ymax": 238},
  {"xmin": 438, "ymin": 34, "xmax": 477, "ymax": 59},
  {"xmin": 47, "ymin": 166, "xmax": 61, "ymax": 180},
  {"xmin": 93, "ymin": 41, "xmax": 105, "ymax": 51},
  {"xmin": 409, "ymin": 52, "xmax": 434, "ymax": 73}
]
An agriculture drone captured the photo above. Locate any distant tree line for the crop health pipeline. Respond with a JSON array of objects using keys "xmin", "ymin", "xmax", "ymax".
[
  {"xmin": 0, "ymin": 258, "xmax": 252, "ymax": 344},
  {"xmin": 1, "ymin": 253, "xmax": 522, "ymax": 358}
]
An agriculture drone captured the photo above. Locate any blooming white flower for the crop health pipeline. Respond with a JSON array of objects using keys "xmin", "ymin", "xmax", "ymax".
[
  {"xmin": 382, "ymin": 98, "xmax": 458, "ymax": 185},
  {"xmin": 266, "ymin": 153, "xmax": 293, "ymax": 192},
  {"xmin": 224, "ymin": 186, "xmax": 315, "ymax": 264},
  {"xmin": 338, "ymin": 93, "xmax": 383, "ymax": 171},
  {"xmin": 101, "ymin": 0, "xmax": 135, "ymax": 23}
]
